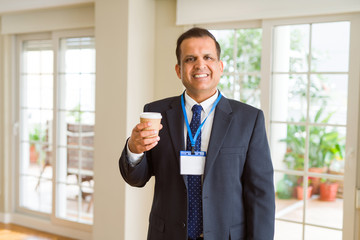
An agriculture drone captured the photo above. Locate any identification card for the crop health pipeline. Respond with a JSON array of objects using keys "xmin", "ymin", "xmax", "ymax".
[{"xmin": 180, "ymin": 151, "xmax": 206, "ymax": 175}]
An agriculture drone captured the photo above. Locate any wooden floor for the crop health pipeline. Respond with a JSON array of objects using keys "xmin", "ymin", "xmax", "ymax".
[{"xmin": 0, "ymin": 223, "xmax": 75, "ymax": 240}]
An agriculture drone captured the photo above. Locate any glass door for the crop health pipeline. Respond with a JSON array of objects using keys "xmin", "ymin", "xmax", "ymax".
[
  {"xmin": 17, "ymin": 30, "xmax": 96, "ymax": 228},
  {"xmin": 19, "ymin": 38, "xmax": 54, "ymax": 214},
  {"xmin": 269, "ymin": 19, "xmax": 355, "ymax": 239}
]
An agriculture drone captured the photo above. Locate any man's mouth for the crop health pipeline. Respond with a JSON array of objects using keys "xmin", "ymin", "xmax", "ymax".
[{"xmin": 193, "ymin": 73, "xmax": 209, "ymax": 78}]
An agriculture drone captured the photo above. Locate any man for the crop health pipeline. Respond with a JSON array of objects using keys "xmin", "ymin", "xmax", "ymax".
[{"xmin": 119, "ymin": 27, "xmax": 275, "ymax": 240}]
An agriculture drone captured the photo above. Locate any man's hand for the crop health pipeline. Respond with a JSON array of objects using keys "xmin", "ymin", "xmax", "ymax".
[{"xmin": 128, "ymin": 122, "xmax": 163, "ymax": 154}]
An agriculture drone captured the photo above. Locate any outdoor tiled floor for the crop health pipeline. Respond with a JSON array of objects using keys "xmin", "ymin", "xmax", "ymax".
[
  {"xmin": 275, "ymin": 196, "xmax": 343, "ymax": 240},
  {"xmin": 22, "ymin": 165, "xmax": 93, "ymax": 223}
]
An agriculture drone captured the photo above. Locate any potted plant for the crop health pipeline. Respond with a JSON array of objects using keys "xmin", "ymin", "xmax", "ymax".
[
  {"xmin": 319, "ymin": 178, "xmax": 339, "ymax": 201},
  {"xmin": 29, "ymin": 125, "xmax": 43, "ymax": 164},
  {"xmin": 276, "ymin": 175, "xmax": 296, "ymax": 199},
  {"xmin": 280, "ymin": 107, "xmax": 345, "ymax": 195},
  {"xmin": 296, "ymin": 177, "xmax": 313, "ymax": 200}
]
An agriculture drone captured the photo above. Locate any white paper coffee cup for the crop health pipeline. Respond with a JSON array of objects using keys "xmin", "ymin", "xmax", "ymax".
[{"xmin": 140, "ymin": 112, "xmax": 162, "ymax": 138}]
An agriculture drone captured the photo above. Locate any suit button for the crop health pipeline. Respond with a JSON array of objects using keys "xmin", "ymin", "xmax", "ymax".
[{"xmin": 182, "ymin": 222, "xmax": 186, "ymax": 228}]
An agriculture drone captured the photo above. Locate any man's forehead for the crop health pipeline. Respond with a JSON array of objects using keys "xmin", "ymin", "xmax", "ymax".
[
  {"xmin": 180, "ymin": 37, "xmax": 217, "ymax": 53},
  {"xmin": 181, "ymin": 36, "xmax": 215, "ymax": 46}
]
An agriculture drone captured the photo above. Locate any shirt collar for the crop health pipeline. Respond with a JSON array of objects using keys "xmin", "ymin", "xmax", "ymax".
[{"xmin": 184, "ymin": 90, "xmax": 219, "ymax": 115}]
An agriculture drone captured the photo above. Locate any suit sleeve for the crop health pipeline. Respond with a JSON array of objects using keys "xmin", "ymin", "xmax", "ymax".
[
  {"xmin": 118, "ymin": 104, "xmax": 154, "ymax": 187},
  {"xmin": 242, "ymin": 110, "xmax": 275, "ymax": 239},
  {"xmin": 119, "ymin": 139, "xmax": 153, "ymax": 187}
]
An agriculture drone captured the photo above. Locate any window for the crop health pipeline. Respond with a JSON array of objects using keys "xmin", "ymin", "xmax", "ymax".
[
  {"xmin": 270, "ymin": 21, "xmax": 350, "ymax": 239},
  {"xmin": 19, "ymin": 39, "xmax": 54, "ymax": 214},
  {"xmin": 56, "ymin": 37, "xmax": 95, "ymax": 224},
  {"xmin": 205, "ymin": 13, "xmax": 360, "ymax": 239},
  {"xmin": 210, "ymin": 28, "xmax": 262, "ymax": 108},
  {"xmin": 17, "ymin": 31, "xmax": 95, "ymax": 226}
]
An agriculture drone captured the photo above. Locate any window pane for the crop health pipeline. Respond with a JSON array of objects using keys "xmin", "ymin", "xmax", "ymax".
[
  {"xmin": 19, "ymin": 40, "xmax": 53, "ymax": 214},
  {"xmin": 273, "ymin": 24, "xmax": 310, "ymax": 73},
  {"xmin": 57, "ymin": 37, "xmax": 95, "ymax": 224},
  {"xmin": 275, "ymin": 173, "xmax": 303, "ymax": 222},
  {"xmin": 20, "ymin": 176, "xmax": 52, "ymax": 213},
  {"xmin": 305, "ymin": 179, "xmax": 343, "ymax": 229},
  {"xmin": 308, "ymin": 126, "xmax": 345, "ymax": 171},
  {"xmin": 309, "ymin": 74, "xmax": 348, "ymax": 125},
  {"xmin": 212, "ymin": 30, "xmax": 235, "ymax": 73},
  {"xmin": 305, "ymin": 225, "xmax": 342, "ymax": 240},
  {"xmin": 240, "ymin": 74, "xmax": 261, "ymax": 108},
  {"xmin": 275, "ymin": 221, "xmax": 303, "ymax": 240},
  {"xmin": 271, "ymin": 74, "xmax": 308, "ymax": 122},
  {"xmin": 311, "ymin": 22, "xmax": 350, "ymax": 72},
  {"xmin": 218, "ymin": 74, "xmax": 235, "ymax": 99},
  {"xmin": 271, "ymin": 21, "xmax": 350, "ymax": 239},
  {"xmin": 235, "ymin": 29, "xmax": 262, "ymax": 72},
  {"xmin": 211, "ymin": 29, "xmax": 262, "ymax": 107},
  {"xmin": 271, "ymin": 123, "xmax": 306, "ymax": 171}
]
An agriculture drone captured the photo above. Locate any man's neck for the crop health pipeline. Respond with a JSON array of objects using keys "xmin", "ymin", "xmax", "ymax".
[{"xmin": 185, "ymin": 89, "xmax": 217, "ymax": 103}]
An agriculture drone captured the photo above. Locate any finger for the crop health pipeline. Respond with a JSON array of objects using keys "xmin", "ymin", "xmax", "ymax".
[
  {"xmin": 139, "ymin": 129, "xmax": 158, "ymax": 138},
  {"xmin": 141, "ymin": 136, "xmax": 160, "ymax": 145},
  {"xmin": 143, "ymin": 139, "xmax": 159, "ymax": 152},
  {"xmin": 134, "ymin": 122, "xmax": 152, "ymax": 131},
  {"xmin": 129, "ymin": 134, "xmax": 160, "ymax": 153}
]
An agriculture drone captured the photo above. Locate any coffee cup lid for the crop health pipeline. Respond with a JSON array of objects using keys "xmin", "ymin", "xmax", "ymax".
[{"xmin": 140, "ymin": 112, "xmax": 162, "ymax": 119}]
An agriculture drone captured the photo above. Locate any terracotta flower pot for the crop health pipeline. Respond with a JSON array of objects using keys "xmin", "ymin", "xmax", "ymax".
[
  {"xmin": 309, "ymin": 167, "xmax": 327, "ymax": 194},
  {"xmin": 319, "ymin": 182, "xmax": 339, "ymax": 201},
  {"xmin": 30, "ymin": 144, "xmax": 39, "ymax": 164},
  {"xmin": 296, "ymin": 186, "xmax": 313, "ymax": 200}
]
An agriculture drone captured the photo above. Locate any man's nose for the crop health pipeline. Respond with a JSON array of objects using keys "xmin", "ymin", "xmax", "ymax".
[{"xmin": 194, "ymin": 58, "xmax": 206, "ymax": 69}]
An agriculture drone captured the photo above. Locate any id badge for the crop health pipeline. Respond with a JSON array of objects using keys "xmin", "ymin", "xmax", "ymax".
[{"xmin": 180, "ymin": 151, "xmax": 206, "ymax": 175}]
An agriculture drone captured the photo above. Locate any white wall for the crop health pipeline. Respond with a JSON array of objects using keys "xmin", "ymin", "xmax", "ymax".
[
  {"xmin": 0, "ymin": 0, "xmax": 184, "ymax": 238},
  {"xmin": 177, "ymin": 0, "xmax": 360, "ymax": 25},
  {"xmin": 1, "ymin": 4, "xmax": 94, "ymax": 34},
  {"xmin": 94, "ymin": 0, "xmax": 184, "ymax": 239},
  {"xmin": 125, "ymin": 0, "xmax": 156, "ymax": 239},
  {"xmin": 0, "ymin": 24, "xmax": 4, "ymax": 213},
  {"xmin": 93, "ymin": 0, "xmax": 129, "ymax": 239},
  {"xmin": 154, "ymin": 0, "xmax": 184, "ymax": 100},
  {"xmin": 0, "ymin": 0, "xmax": 93, "ymax": 14},
  {"xmin": 0, "ymin": 33, "xmax": 14, "ymax": 217}
]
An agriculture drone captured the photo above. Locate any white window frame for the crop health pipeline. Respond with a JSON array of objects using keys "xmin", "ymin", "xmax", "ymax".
[
  {"xmin": 200, "ymin": 12, "xmax": 360, "ymax": 239},
  {"xmin": 15, "ymin": 28, "xmax": 95, "ymax": 233},
  {"xmin": 15, "ymin": 32, "xmax": 53, "ymax": 219},
  {"xmin": 261, "ymin": 13, "xmax": 360, "ymax": 240}
]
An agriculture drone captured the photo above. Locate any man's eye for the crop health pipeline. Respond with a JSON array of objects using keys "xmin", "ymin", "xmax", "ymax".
[
  {"xmin": 204, "ymin": 56, "xmax": 213, "ymax": 60},
  {"xmin": 185, "ymin": 57, "xmax": 195, "ymax": 62}
]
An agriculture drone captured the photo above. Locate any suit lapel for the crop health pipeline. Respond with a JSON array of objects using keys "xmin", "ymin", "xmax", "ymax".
[
  {"xmin": 165, "ymin": 96, "xmax": 185, "ymax": 173},
  {"xmin": 204, "ymin": 97, "xmax": 233, "ymax": 180}
]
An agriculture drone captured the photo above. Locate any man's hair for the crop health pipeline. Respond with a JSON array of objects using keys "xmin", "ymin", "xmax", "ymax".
[{"xmin": 176, "ymin": 27, "xmax": 221, "ymax": 65}]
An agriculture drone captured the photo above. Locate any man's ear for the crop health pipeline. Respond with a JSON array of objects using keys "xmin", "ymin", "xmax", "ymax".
[
  {"xmin": 175, "ymin": 64, "xmax": 181, "ymax": 79},
  {"xmin": 219, "ymin": 60, "xmax": 224, "ymax": 74}
]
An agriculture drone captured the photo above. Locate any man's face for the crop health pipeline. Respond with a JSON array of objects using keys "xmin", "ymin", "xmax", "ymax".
[{"xmin": 175, "ymin": 36, "xmax": 223, "ymax": 102}]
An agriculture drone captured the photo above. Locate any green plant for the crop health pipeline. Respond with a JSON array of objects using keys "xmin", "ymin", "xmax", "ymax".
[
  {"xmin": 217, "ymin": 29, "xmax": 262, "ymax": 105},
  {"xmin": 281, "ymin": 107, "xmax": 345, "ymax": 170},
  {"xmin": 276, "ymin": 175, "xmax": 297, "ymax": 199},
  {"xmin": 29, "ymin": 124, "xmax": 45, "ymax": 143},
  {"xmin": 67, "ymin": 104, "xmax": 84, "ymax": 123},
  {"xmin": 29, "ymin": 124, "xmax": 46, "ymax": 164}
]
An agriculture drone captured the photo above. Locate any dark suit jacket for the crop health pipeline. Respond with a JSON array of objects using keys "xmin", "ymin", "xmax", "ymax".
[{"xmin": 119, "ymin": 94, "xmax": 275, "ymax": 240}]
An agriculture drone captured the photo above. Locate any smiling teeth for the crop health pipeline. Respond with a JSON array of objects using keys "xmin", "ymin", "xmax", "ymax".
[{"xmin": 194, "ymin": 74, "xmax": 207, "ymax": 78}]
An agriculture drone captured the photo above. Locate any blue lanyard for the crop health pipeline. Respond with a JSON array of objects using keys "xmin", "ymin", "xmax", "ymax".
[{"xmin": 181, "ymin": 92, "xmax": 222, "ymax": 153}]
